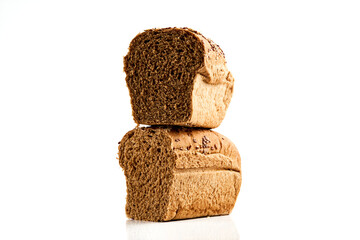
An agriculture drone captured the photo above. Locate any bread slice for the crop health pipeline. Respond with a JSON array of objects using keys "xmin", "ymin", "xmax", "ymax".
[
  {"xmin": 118, "ymin": 127, "xmax": 241, "ymax": 221},
  {"xmin": 123, "ymin": 27, "xmax": 234, "ymax": 128}
]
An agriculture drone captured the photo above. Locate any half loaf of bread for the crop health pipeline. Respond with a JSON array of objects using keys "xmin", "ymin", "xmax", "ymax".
[
  {"xmin": 124, "ymin": 27, "xmax": 234, "ymax": 128},
  {"xmin": 118, "ymin": 126, "xmax": 241, "ymax": 221}
]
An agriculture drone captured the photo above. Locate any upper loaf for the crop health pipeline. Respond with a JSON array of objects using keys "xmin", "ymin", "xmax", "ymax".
[{"xmin": 124, "ymin": 27, "xmax": 234, "ymax": 128}]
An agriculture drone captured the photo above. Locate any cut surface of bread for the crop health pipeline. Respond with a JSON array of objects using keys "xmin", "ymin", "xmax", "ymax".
[
  {"xmin": 124, "ymin": 27, "xmax": 234, "ymax": 128},
  {"xmin": 118, "ymin": 127, "xmax": 241, "ymax": 221}
]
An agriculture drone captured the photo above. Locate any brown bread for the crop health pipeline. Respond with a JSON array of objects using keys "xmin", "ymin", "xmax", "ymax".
[
  {"xmin": 124, "ymin": 27, "xmax": 234, "ymax": 128},
  {"xmin": 118, "ymin": 127, "xmax": 241, "ymax": 221}
]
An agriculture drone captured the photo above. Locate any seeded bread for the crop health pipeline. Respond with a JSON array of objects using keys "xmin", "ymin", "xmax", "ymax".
[
  {"xmin": 124, "ymin": 27, "xmax": 234, "ymax": 128},
  {"xmin": 118, "ymin": 127, "xmax": 241, "ymax": 221}
]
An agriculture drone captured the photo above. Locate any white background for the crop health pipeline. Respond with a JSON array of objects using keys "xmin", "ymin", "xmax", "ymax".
[{"xmin": 1, "ymin": 0, "xmax": 359, "ymax": 239}]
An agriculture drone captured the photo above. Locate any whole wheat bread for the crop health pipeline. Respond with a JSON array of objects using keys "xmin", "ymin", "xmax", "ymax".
[
  {"xmin": 124, "ymin": 27, "xmax": 234, "ymax": 128},
  {"xmin": 118, "ymin": 126, "xmax": 241, "ymax": 221}
]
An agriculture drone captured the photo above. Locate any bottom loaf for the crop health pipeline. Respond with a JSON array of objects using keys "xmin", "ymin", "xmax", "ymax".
[{"xmin": 118, "ymin": 126, "xmax": 242, "ymax": 221}]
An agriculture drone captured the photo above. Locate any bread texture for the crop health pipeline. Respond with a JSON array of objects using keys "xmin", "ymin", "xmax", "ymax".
[
  {"xmin": 118, "ymin": 127, "xmax": 241, "ymax": 221},
  {"xmin": 124, "ymin": 27, "xmax": 234, "ymax": 128}
]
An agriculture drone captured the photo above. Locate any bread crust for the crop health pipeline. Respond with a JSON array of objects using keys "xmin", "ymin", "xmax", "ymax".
[
  {"xmin": 165, "ymin": 127, "xmax": 241, "ymax": 220},
  {"xmin": 167, "ymin": 127, "xmax": 241, "ymax": 172},
  {"xmin": 164, "ymin": 170, "xmax": 241, "ymax": 221},
  {"xmin": 187, "ymin": 28, "xmax": 234, "ymax": 128}
]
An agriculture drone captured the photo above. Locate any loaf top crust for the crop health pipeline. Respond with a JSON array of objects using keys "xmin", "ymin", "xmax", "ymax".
[
  {"xmin": 167, "ymin": 127, "xmax": 241, "ymax": 172},
  {"xmin": 119, "ymin": 127, "xmax": 241, "ymax": 173},
  {"xmin": 182, "ymin": 28, "xmax": 232, "ymax": 86}
]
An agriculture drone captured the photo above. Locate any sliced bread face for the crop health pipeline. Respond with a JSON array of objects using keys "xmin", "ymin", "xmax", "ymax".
[
  {"xmin": 124, "ymin": 28, "xmax": 234, "ymax": 128},
  {"xmin": 118, "ymin": 127, "xmax": 241, "ymax": 221}
]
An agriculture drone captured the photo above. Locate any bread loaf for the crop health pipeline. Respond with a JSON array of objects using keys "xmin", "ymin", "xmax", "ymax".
[
  {"xmin": 118, "ymin": 126, "xmax": 241, "ymax": 221},
  {"xmin": 124, "ymin": 27, "xmax": 234, "ymax": 128}
]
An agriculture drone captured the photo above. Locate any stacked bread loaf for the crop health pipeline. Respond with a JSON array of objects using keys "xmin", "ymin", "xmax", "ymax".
[{"xmin": 118, "ymin": 27, "xmax": 242, "ymax": 221}]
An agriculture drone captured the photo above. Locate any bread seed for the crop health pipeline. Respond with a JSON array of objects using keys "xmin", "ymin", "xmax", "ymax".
[
  {"xmin": 202, "ymin": 136, "xmax": 211, "ymax": 145},
  {"xmin": 211, "ymin": 147, "xmax": 214, "ymax": 150},
  {"xmin": 214, "ymin": 144, "xmax": 217, "ymax": 149},
  {"xmin": 175, "ymin": 139, "xmax": 180, "ymax": 142},
  {"xmin": 193, "ymin": 138, "xmax": 197, "ymax": 143}
]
